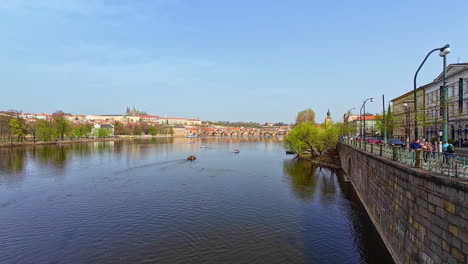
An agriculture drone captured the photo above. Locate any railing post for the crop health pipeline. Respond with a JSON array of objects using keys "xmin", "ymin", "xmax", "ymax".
[
  {"xmin": 392, "ymin": 146, "xmax": 397, "ymax": 161},
  {"xmin": 379, "ymin": 144, "xmax": 383, "ymax": 156},
  {"xmin": 415, "ymin": 149, "xmax": 422, "ymax": 168},
  {"xmin": 370, "ymin": 143, "xmax": 373, "ymax": 153}
]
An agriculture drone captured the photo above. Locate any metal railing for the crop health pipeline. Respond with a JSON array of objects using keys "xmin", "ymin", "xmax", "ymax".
[{"xmin": 340, "ymin": 138, "xmax": 468, "ymax": 179}]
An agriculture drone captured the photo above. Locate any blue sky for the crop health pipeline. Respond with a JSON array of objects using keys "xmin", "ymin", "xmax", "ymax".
[{"xmin": 1, "ymin": 0, "xmax": 468, "ymax": 123}]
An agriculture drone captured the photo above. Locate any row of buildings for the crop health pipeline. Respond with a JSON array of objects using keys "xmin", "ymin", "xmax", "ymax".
[
  {"xmin": 20, "ymin": 107, "xmax": 202, "ymax": 126},
  {"xmin": 12, "ymin": 107, "xmax": 290, "ymax": 137},
  {"xmin": 390, "ymin": 63, "xmax": 468, "ymax": 142}
]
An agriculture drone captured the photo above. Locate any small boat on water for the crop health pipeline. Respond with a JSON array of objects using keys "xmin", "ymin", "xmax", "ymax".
[
  {"xmin": 286, "ymin": 150, "xmax": 295, "ymax": 155},
  {"xmin": 186, "ymin": 134, "xmax": 199, "ymax": 138},
  {"xmin": 200, "ymin": 146, "xmax": 206, "ymax": 148},
  {"xmin": 187, "ymin": 155, "xmax": 197, "ymax": 161},
  {"xmin": 233, "ymin": 149, "xmax": 240, "ymax": 153}
]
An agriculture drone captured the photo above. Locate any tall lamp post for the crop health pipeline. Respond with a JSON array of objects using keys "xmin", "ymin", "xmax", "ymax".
[
  {"xmin": 413, "ymin": 44, "xmax": 451, "ymax": 141},
  {"xmin": 440, "ymin": 48, "xmax": 451, "ymax": 143},
  {"xmin": 360, "ymin": 98, "xmax": 373, "ymax": 140},
  {"xmin": 403, "ymin": 102, "xmax": 411, "ymax": 144}
]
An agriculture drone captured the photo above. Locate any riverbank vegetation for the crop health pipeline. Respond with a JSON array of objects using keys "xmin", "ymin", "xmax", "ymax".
[
  {"xmin": 284, "ymin": 108, "xmax": 352, "ymax": 168},
  {"xmin": 0, "ymin": 110, "xmax": 175, "ymax": 144},
  {"xmin": 283, "ymin": 122, "xmax": 339, "ymax": 158}
]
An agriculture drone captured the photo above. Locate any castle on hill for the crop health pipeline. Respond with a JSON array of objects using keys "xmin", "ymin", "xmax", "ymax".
[{"xmin": 125, "ymin": 106, "xmax": 147, "ymax": 116}]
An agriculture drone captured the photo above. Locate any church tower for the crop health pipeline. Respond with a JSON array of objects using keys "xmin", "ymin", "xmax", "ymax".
[{"xmin": 325, "ymin": 109, "xmax": 332, "ymax": 124}]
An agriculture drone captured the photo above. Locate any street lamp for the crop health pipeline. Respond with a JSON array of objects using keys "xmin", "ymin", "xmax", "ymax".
[
  {"xmin": 403, "ymin": 102, "xmax": 411, "ymax": 144},
  {"xmin": 413, "ymin": 44, "xmax": 450, "ymax": 141},
  {"xmin": 440, "ymin": 46, "xmax": 451, "ymax": 144},
  {"xmin": 360, "ymin": 98, "xmax": 373, "ymax": 140}
]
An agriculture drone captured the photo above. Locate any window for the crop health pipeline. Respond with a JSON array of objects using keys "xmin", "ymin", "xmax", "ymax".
[{"xmin": 464, "ymin": 79, "xmax": 468, "ymax": 93}]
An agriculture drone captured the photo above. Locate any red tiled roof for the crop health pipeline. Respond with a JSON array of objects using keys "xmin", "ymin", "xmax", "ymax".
[
  {"xmin": 139, "ymin": 115, "xmax": 160, "ymax": 118},
  {"xmin": 356, "ymin": 116, "xmax": 380, "ymax": 121}
]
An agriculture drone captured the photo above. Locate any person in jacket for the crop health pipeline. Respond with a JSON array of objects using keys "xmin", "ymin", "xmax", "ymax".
[{"xmin": 409, "ymin": 139, "xmax": 422, "ymax": 150}]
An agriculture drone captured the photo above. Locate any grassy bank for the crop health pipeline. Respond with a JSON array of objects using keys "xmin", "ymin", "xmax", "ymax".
[{"xmin": 0, "ymin": 134, "xmax": 179, "ymax": 148}]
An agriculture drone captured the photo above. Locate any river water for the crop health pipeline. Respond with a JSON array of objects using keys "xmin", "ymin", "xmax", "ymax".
[{"xmin": 0, "ymin": 138, "xmax": 393, "ymax": 264}]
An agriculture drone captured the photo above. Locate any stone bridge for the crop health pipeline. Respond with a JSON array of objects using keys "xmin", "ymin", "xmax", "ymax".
[
  {"xmin": 338, "ymin": 142, "xmax": 467, "ymax": 264},
  {"xmin": 199, "ymin": 130, "xmax": 288, "ymax": 137}
]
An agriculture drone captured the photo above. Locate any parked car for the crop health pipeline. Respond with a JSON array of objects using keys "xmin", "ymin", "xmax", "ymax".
[
  {"xmin": 389, "ymin": 139, "xmax": 405, "ymax": 147},
  {"xmin": 366, "ymin": 137, "xmax": 379, "ymax": 143}
]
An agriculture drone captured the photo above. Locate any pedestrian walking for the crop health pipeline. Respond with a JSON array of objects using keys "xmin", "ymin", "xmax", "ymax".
[{"xmin": 442, "ymin": 141, "xmax": 455, "ymax": 165}]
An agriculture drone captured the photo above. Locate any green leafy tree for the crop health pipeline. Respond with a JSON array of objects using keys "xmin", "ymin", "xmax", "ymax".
[
  {"xmin": 295, "ymin": 108, "xmax": 316, "ymax": 125},
  {"xmin": 149, "ymin": 126, "xmax": 157, "ymax": 136},
  {"xmin": 9, "ymin": 118, "xmax": 25, "ymax": 142},
  {"xmin": 26, "ymin": 121, "xmax": 39, "ymax": 143},
  {"xmin": 37, "ymin": 120, "xmax": 57, "ymax": 141},
  {"xmin": 72, "ymin": 124, "xmax": 86, "ymax": 139},
  {"xmin": 0, "ymin": 115, "xmax": 12, "ymax": 141},
  {"xmin": 169, "ymin": 127, "xmax": 174, "ymax": 136},
  {"xmin": 336, "ymin": 122, "xmax": 356, "ymax": 136},
  {"xmin": 315, "ymin": 123, "xmax": 339, "ymax": 155},
  {"xmin": 134, "ymin": 125, "xmax": 142, "ymax": 135},
  {"xmin": 114, "ymin": 123, "xmax": 130, "ymax": 135},
  {"xmin": 284, "ymin": 122, "xmax": 339, "ymax": 157},
  {"xmin": 283, "ymin": 122, "xmax": 319, "ymax": 156},
  {"xmin": 83, "ymin": 123, "xmax": 93, "ymax": 138},
  {"xmin": 96, "ymin": 127, "xmax": 110, "ymax": 138},
  {"xmin": 51, "ymin": 111, "xmax": 71, "ymax": 140}
]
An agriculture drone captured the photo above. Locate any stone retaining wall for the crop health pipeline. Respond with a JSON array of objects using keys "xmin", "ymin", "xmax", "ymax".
[{"xmin": 338, "ymin": 142, "xmax": 467, "ymax": 264}]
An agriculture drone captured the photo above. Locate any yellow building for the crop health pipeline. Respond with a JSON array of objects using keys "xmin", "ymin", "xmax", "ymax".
[{"xmin": 391, "ymin": 86, "xmax": 425, "ymax": 142}]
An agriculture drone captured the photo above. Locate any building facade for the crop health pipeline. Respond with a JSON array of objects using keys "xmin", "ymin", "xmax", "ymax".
[
  {"xmin": 352, "ymin": 115, "xmax": 380, "ymax": 137},
  {"xmin": 423, "ymin": 63, "xmax": 468, "ymax": 143},
  {"xmin": 391, "ymin": 86, "xmax": 425, "ymax": 142}
]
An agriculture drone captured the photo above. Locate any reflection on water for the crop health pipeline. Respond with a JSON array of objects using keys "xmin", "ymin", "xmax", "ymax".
[
  {"xmin": 0, "ymin": 148, "xmax": 26, "ymax": 173},
  {"xmin": 283, "ymin": 158, "xmax": 317, "ymax": 201},
  {"xmin": 0, "ymin": 138, "xmax": 393, "ymax": 264}
]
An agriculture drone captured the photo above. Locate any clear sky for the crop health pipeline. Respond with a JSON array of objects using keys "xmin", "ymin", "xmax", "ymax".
[{"xmin": 1, "ymin": 0, "xmax": 468, "ymax": 123}]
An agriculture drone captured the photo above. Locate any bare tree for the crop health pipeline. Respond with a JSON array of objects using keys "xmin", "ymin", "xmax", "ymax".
[{"xmin": 295, "ymin": 108, "xmax": 315, "ymax": 125}]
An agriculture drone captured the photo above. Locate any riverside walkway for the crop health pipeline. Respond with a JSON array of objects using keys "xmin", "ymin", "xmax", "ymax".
[{"xmin": 340, "ymin": 138, "xmax": 468, "ymax": 180}]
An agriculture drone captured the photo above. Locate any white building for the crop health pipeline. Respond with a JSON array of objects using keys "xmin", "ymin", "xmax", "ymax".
[
  {"xmin": 424, "ymin": 63, "xmax": 468, "ymax": 142},
  {"xmin": 157, "ymin": 117, "xmax": 201, "ymax": 125}
]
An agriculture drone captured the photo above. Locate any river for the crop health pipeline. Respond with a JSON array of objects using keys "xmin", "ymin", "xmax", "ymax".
[{"xmin": 0, "ymin": 138, "xmax": 393, "ymax": 264}]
